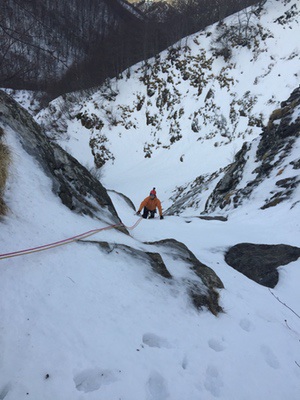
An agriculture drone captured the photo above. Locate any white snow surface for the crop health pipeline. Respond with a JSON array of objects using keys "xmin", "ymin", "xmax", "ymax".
[{"xmin": 1, "ymin": 0, "xmax": 300, "ymax": 399}]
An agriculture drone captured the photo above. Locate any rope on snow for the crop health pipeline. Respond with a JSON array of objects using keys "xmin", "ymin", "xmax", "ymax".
[{"xmin": 0, "ymin": 217, "xmax": 143, "ymax": 261}]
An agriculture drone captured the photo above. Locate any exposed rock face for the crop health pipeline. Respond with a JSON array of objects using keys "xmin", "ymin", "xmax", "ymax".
[
  {"xmin": 108, "ymin": 189, "xmax": 136, "ymax": 211},
  {"xmin": 0, "ymin": 90, "xmax": 126, "ymax": 231},
  {"xmin": 255, "ymin": 86, "xmax": 300, "ymax": 209},
  {"xmin": 146, "ymin": 252, "xmax": 172, "ymax": 279},
  {"xmin": 204, "ymin": 142, "xmax": 251, "ymax": 211},
  {"xmin": 147, "ymin": 238, "xmax": 224, "ymax": 315},
  {"xmin": 205, "ymin": 87, "xmax": 300, "ymax": 213},
  {"xmin": 165, "ymin": 87, "xmax": 300, "ymax": 216},
  {"xmin": 164, "ymin": 168, "xmax": 225, "ymax": 216},
  {"xmin": 83, "ymin": 238, "xmax": 224, "ymax": 315},
  {"xmin": 198, "ymin": 215, "xmax": 227, "ymax": 222},
  {"xmin": 225, "ymin": 243, "xmax": 300, "ymax": 288}
]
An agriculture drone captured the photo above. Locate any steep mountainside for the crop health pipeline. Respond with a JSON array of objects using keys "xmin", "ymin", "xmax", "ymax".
[
  {"xmin": 1, "ymin": 2, "xmax": 300, "ymax": 399},
  {"xmin": 36, "ymin": 0, "xmax": 300, "ymax": 216},
  {"xmin": 0, "ymin": 0, "xmax": 148, "ymax": 96},
  {"xmin": 168, "ymin": 87, "xmax": 300, "ymax": 215}
]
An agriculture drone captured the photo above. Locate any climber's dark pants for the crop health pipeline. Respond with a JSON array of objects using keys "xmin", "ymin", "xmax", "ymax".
[{"xmin": 142, "ymin": 207, "xmax": 155, "ymax": 219}]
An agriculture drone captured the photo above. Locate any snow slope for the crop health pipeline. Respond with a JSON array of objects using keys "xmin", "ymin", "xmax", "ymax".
[
  {"xmin": 1, "ymin": 116, "xmax": 300, "ymax": 400},
  {"xmin": 1, "ymin": 0, "xmax": 300, "ymax": 399}
]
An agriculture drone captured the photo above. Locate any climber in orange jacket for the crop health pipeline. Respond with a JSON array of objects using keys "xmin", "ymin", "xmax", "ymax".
[{"xmin": 137, "ymin": 188, "xmax": 164, "ymax": 220}]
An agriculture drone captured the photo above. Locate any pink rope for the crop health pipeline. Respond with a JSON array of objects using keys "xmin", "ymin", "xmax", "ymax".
[{"xmin": 0, "ymin": 218, "xmax": 143, "ymax": 260}]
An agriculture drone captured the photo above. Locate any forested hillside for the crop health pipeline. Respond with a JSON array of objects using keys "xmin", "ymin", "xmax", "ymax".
[
  {"xmin": 1, "ymin": 0, "xmax": 262, "ymax": 100},
  {"xmin": 1, "ymin": 0, "xmax": 147, "ymax": 97}
]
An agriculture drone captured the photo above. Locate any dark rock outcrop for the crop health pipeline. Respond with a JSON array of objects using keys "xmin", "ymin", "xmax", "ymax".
[
  {"xmin": 92, "ymin": 241, "xmax": 172, "ymax": 279},
  {"xmin": 82, "ymin": 238, "xmax": 224, "ymax": 315},
  {"xmin": 198, "ymin": 215, "xmax": 228, "ymax": 222},
  {"xmin": 0, "ymin": 90, "xmax": 126, "ymax": 232},
  {"xmin": 146, "ymin": 252, "xmax": 172, "ymax": 279},
  {"xmin": 204, "ymin": 87, "xmax": 300, "ymax": 213},
  {"xmin": 205, "ymin": 142, "xmax": 251, "ymax": 211},
  {"xmin": 255, "ymin": 87, "xmax": 300, "ymax": 209},
  {"xmin": 108, "ymin": 189, "xmax": 136, "ymax": 211},
  {"xmin": 164, "ymin": 168, "xmax": 224, "ymax": 216},
  {"xmin": 167, "ymin": 87, "xmax": 300, "ymax": 216},
  {"xmin": 147, "ymin": 238, "xmax": 224, "ymax": 315},
  {"xmin": 225, "ymin": 243, "xmax": 300, "ymax": 288}
]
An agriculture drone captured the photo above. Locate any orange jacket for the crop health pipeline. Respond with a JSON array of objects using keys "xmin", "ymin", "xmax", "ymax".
[{"xmin": 138, "ymin": 196, "xmax": 163, "ymax": 216}]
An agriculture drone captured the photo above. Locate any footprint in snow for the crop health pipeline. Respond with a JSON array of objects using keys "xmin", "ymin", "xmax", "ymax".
[
  {"xmin": 239, "ymin": 318, "xmax": 255, "ymax": 332},
  {"xmin": 260, "ymin": 345, "xmax": 280, "ymax": 369},
  {"xmin": 147, "ymin": 371, "xmax": 169, "ymax": 400},
  {"xmin": 74, "ymin": 368, "xmax": 118, "ymax": 393},
  {"xmin": 208, "ymin": 338, "xmax": 226, "ymax": 352},
  {"xmin": 142, "ymin": 333, "xmax": 172, "ymax": 349},
  {"xmin": 204, "ymin": 365, "xmax": 223, "ymax": 398},
  {"xmin": 181, "ymin": 355, "xmax": 188, "ymax": 370}
]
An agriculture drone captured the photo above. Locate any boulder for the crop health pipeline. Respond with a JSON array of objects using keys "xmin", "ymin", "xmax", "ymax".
[{"xmin": 225, "ymin": 243, "xmax": 300, "ymax": 287}]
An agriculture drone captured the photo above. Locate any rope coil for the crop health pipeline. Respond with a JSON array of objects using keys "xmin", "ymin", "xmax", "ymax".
[{"xmin": 0, "ymin": 217, "xmax": 143, "ymax": 261}]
